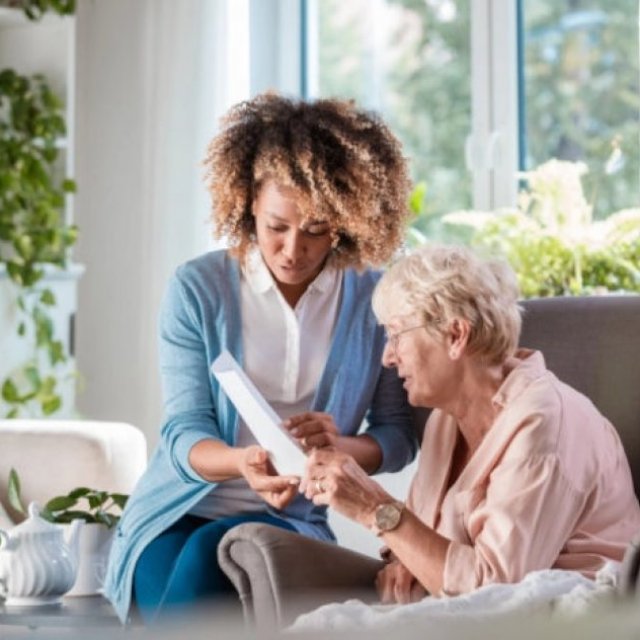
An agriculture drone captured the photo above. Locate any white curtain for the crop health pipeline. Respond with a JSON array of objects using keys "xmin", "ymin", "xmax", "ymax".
[{"xmin": 75, "ymin": 0, "xmax": 249, "ymax": 446}]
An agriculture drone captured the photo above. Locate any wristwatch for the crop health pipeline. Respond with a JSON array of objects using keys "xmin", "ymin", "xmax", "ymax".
[{"xmin": 371, "ymin": 501, "xmax": 404, "ymax": 536}]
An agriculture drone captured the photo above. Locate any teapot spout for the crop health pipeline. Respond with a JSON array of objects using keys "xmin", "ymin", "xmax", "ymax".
[{"xmin": 64, "ymin": 519, "xmax": 84, "ymax": 569}]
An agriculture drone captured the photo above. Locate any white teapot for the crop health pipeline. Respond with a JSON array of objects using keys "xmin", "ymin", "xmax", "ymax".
[{"xmin": 0, "ymin": 502, "xmax": 83, "ymax": 606}]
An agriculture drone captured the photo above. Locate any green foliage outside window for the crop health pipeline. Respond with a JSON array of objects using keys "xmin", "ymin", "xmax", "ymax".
[
  {"xmin": 444, "ymin": 159, "xmax": 640, "ymax": 298},
  {"xmin": 523, "ymin": 0, "xmax": 639, "ymax": 219}
]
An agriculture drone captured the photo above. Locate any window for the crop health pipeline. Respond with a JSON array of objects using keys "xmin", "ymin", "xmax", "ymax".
[
  {"xmin": 521, "ymin": 0, "xmax": 639, "ymax": 218},
  {"xmin": 303, "ymin": 0, "xmax": 639, "ymax": 226},
  {"xmin": 305, "ymin": 0, "xmax": 473, "ymax": 242}
]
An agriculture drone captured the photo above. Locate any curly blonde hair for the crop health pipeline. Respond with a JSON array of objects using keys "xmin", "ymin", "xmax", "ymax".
[
  {"xmin": 204, "ymin": 92, "xmax": 411, "ymax": 268},
  {"xmin": 372, "ymin": 244, "xmax": 523, "ymax": 364}
]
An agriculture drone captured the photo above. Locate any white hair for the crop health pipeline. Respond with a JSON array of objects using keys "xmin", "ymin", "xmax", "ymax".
[{"xmin": 372, "ymin": 243, "xmax": 523, "ymax": 364}]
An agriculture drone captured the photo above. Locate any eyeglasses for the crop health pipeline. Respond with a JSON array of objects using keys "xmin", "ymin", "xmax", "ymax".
[{"xmin": 384, "ymin": 323, "xmax": 429, "ymax": 355}]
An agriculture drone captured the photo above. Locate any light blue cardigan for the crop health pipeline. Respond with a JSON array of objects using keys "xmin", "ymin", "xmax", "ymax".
[{"xmin": 103, "ymin": 250, "xmax": 417, "ymax": 623}]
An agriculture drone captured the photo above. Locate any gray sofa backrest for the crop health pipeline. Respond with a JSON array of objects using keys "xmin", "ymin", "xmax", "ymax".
[
  {"xmin": 410, "ymin": 295, "xmax": 640, "ymax": 495},
  {"xmin": 519, "ymin": 295, "xmax": 640, "ymax": 495}
]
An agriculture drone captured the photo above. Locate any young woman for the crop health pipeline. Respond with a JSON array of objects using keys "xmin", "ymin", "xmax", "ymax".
[{"xmin": 103, "ymin": 93, "xmax": 418, "ymax": 623}]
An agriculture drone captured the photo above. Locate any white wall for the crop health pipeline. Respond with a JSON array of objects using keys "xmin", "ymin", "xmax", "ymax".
[{"xmin": 74, "ymin": 0, "xmax": 226, "ymax": 447}]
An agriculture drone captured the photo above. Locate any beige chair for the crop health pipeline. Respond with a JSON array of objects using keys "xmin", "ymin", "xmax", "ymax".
[
  {"xmin": 218, "ymin": 294, "xmax": 640, "ymax": 630},
  {"xmin": 0, "ymin": 420, "xmax": 147, "ymax": 527}
]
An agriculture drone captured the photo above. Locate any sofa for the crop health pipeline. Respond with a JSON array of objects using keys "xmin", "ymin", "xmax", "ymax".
[{"xmin": 217, "ymin": 294, "xmax": 640, "ymax": 630}]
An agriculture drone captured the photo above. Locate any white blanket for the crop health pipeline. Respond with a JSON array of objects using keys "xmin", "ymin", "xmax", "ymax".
[{"xmin": 288, "ymin": 563, "xmax": 619, "ymax": 634}]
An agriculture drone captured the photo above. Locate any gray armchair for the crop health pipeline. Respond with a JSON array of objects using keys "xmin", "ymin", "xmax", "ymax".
[{"xmin": 218, "ymin": 295, "xmax": 640, "ymax": 630}]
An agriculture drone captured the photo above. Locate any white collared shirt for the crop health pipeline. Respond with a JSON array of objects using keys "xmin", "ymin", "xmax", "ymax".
[{"xmin": 190, "ymin": 250, "xmax": 343, "ymax": 520}]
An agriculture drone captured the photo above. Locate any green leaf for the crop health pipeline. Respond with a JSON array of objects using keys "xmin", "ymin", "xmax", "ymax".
[
  {"xmin": 2, "ymin": 379, "xmax": 19, "ymax": 403},
  {"xmin": 14, "ymin": 235, "xmax": 34, "ymax": 260},
  {"xmin": 54, "ymin": 511, "xmax": 96, "ymax": 524},
  {"xmin": 49, "ymin": 340, "xmax": 66, "ymax": 365},
  {"xmin": 8, "ymin": 468, "xmax": 26, "ymax": 515},
  {"xmin": 24, "ymin": 365, "xmax": 41, "ymax": 388},
  {"xmin": 42, "ymin": 395, "xmax": 61, "ymax": 415},
  {"xmin": 40, "ymin": 289, "xmax": 56, "ymax": 306},
  {"xmin": 45, "ymin": 495, "xmax": 77, "ymax": 512},
  {"xmin": 88, "ymin": 491, "xmax": 108, "ymax": 509},
  {"xmin": 408, "ymin": 182, "xmax": 428, "ymax": 217},
  {"xmin": 110, "ymin": 494, "xmax": 129, "ymax": 509},
  {"xmin": 17, "ymin": 322, "xmax": 26, "ymax": 337},
  {"xmin": 68, "ymin": 487, "xmax": 91, "ymax": 500}
]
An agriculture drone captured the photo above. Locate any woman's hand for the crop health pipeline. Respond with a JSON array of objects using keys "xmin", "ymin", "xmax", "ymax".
[
  {"xmin": 300, "ymin": 449, "xmax": 391, "ymax": 526},
  {"xmin": 239, "ymin": 445, "xmax": 300, "ymax": 510},
  {"xmin": 375, "ymin": 560, "xmax": 427, "ymax": 604},
  {"xmin": 283, "ymin": 412, "xmax": 340, "ymax": 452}
]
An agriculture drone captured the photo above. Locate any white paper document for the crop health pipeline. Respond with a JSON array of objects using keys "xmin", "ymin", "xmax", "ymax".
[{"xmin": 210, "ymin": 350, "xmax": 307, "ymax": 477}]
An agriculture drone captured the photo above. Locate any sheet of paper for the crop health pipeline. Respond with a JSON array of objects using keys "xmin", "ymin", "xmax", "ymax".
[{"xmin": 211, "ymin": 350, "xmax": 307, "ymax": 477}]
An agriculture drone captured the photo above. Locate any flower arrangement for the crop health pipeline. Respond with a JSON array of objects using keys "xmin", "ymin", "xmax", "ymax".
[{"xmin": 444, "ymin": 159, "xmax": 640, "ymax": 298}]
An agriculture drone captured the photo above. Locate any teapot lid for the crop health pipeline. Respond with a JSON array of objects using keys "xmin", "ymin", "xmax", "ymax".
[{"xmin": 11, "ymin": 502, "xmax": 59, "ymax": 535}]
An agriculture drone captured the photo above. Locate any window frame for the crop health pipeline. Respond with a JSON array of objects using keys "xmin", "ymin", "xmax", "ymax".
[{"xmin": 253, "ymin": 0, "xmax": 522, "ymax": 210}]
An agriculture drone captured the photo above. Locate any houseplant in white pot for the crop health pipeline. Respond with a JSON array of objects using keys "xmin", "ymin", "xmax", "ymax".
[{"xmin": 7, "ymin": 468, "xmax": 128, "ymax": 596}]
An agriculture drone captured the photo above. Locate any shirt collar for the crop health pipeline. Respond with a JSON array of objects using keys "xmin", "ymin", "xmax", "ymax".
[
  {"xmin": 491, "ymin": 349, "xmax": 547, "ymax": 409},
  {"xmin": 243, "ymin": 248, "xmax": 275, "ymax": 294},
  {"xmin": 242, "ymin": 248, "xmax": 338, "ymax": 297}
]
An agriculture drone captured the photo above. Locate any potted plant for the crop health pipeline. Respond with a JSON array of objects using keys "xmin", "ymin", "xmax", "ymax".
[
  {"xmin": 7, "ymin": 468, "xmax": 128, "ymax": 596},
  {"xmin": 442, "ymin": 159, "xmax": 640, "ymax": 298},
  {"xmin": 0, "ymin": 64, "xmax": 78, "ymax": 417}
]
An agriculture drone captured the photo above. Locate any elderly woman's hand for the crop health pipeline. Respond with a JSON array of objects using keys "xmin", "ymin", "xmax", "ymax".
[
  {"xmin": 375, "ymin": 560, "xmax": 427, "ymax": 604},
  {"xmin": 300, "ymin": 449, "xmax": 391, "ymax": 525},
  {"xmin": 239, "ymin": 445, "xmax": 300, "ymax": 510},
  {"xmin": 283, "ymin": 412, "xmax": 340, "ymax": 452}
]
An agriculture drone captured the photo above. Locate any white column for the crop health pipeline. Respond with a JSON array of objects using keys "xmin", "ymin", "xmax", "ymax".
[{"xmin": 468, "ymin": 0, "xmax": 519, "ymax": 210}]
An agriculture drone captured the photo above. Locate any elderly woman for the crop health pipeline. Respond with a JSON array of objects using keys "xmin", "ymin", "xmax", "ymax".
[
  {"xmin": 303, "ymin": 243, "xmax": 640, "ymax": 603},
  {"xmin": 103, "ymin": 93, "xmax": 417, "ymax": 623}
]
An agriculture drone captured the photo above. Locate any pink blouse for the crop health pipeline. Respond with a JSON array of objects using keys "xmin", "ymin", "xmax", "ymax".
[{"xmin": 407, "ymin": 349, "xmax": 640, "ymax": 595}]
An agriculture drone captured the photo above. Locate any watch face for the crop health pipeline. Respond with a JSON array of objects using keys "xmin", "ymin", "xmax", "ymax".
[{"xmin": 375, "ymin": 502, "xmax": 403, "ymax": 532}]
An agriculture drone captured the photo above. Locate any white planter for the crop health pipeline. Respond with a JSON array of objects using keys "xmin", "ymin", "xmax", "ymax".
[{"xmin": 64, "ymin": 522, "xmax": 114, "ymax": 597}]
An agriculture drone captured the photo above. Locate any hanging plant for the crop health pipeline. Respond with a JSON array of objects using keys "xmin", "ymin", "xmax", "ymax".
[
  {"xmin": 0, "ymin": 68, "xmax": 77, "ymax": 417},
  {"xmin": 0, "ymin": 0, "xmax": 75, "ymax": 21}
]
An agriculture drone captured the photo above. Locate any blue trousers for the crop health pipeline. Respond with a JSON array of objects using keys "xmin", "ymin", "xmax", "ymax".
[{"xmin": 133, "ymin": 512, "xmax": 295, "ymax": 623}]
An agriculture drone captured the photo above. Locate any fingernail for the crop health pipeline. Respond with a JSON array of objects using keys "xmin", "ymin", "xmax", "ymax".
[
  {"xmin": 290, "ymin": 427, "xmax": 299, "ymax": 436},
  {"xmin": 288, "ymin": 478, "xmax": 299, "ymax": 485}
]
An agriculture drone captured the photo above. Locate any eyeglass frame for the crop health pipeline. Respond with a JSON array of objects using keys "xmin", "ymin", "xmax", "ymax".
[{"xmin": 384, "ymin": 323, "xmax": 431, "ymax": 355}]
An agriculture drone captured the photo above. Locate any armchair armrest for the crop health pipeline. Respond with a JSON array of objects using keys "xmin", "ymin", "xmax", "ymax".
[{"xmin": 218, "ymin": 522, "xmax": 384, "ymax": 629}]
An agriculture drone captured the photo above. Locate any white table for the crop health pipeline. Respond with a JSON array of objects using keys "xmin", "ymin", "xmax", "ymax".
[{"xmin": 0, "ymin": 595, "xmax": 120, "ymax": 631}]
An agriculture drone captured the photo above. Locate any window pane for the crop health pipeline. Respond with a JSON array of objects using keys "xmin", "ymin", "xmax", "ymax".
[
  {"xmin": 311, "ymin": 0, "xmax": 472, "ymax": 241},
  {"xmin": 522, "ymin": 0, "xmax": 640, "ymax": 218}
]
